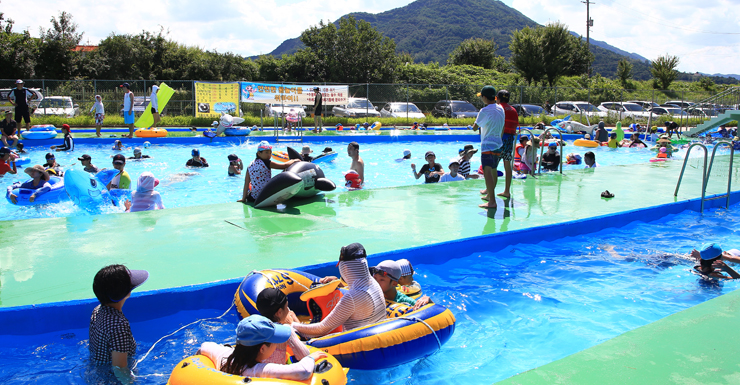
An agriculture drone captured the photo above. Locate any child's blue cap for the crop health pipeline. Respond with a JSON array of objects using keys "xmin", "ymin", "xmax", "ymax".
[
  {"xmin": 236, "ymin": 315, "xmax": 292, "ymax": 346},
  {"xmin": 191, "ymin": 148, "xmax": 200, "ymax": 156},
  {"xmin": 549, "ymin": 142, "xmax": 558, "ymax": 147},
  {"xmin": 699, "ymin": 243, "xmax": 722, "ymax": 260}
]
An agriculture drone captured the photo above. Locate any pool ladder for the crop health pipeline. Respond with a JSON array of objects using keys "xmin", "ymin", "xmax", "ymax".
[
  {"xmin": 674, "ymin": 142, "xmax": 734, "ymax": 212},
  {"xmin": 273, "ymin": 114, "xmax": 303, "ymax": 144},
  {"xmin": 517, "ymin": 127, "xmax": 564, "ymax": 175}
]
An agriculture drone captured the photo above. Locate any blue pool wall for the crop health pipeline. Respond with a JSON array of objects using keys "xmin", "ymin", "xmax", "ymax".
[{"xmin": 3, "ymin": 190, "xmax": 737, "ymax": 338}]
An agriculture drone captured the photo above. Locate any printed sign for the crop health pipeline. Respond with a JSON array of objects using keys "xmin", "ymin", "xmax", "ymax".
[
  {"xmin": 240, "ymin": 82, "xmax": 349, "ymax": 106},
  {"xmin": 194, "ymin": 82, "xmax": 240, "ymax": 117}
]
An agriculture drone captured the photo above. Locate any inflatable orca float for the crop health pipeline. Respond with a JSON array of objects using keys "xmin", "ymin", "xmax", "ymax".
[
  {"xmin": 64, "ymin": 169, "xmax": 130, "ymax": 212},
  {"xmin": 253, "ymin": 160, "xmax": 336, "ymax": 208},
  {"xmin": 213, "ymin": 113, "xmax": 247, "ymax": 136}
]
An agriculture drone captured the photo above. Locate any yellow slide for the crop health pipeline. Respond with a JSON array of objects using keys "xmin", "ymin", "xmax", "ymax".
[{"xmin": 135, "ymin": 83, "xmax": 175, "ymax": 128}]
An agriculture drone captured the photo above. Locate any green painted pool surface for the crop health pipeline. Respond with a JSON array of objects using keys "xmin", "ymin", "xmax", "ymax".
[
  {"xmin": 1, "ymin": 156, "xmax": 735, "ymax": 308},
  {"xmin": 496, "ymin": 286, "xmax": 740, "ymax": 385}
]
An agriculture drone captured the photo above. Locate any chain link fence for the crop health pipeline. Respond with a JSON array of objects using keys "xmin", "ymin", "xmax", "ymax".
[{"xmin": 1, "ymin": 79, "xmax": 735, "ymax": 125}]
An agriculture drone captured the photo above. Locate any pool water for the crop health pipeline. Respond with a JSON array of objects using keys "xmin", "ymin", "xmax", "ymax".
[
  {"xmin": 2, "ymin": 205, "xmax": 737, "ymax": 384},
  {"xmin": 2, "ymin": 140, "xmax": 727, "ymax": 221}
]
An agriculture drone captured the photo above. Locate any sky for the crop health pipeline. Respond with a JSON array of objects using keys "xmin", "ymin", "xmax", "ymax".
[{"xmin": 4, "ymin": 0, "xmax": 739, "ymax": 75}]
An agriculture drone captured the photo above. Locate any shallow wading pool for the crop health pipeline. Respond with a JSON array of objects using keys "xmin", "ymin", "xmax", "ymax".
[{"xmin": 1, "ymin": 204, "xmax": 737, "ymax": 384}]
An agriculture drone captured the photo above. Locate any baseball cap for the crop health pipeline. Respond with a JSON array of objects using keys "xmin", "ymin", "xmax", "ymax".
[
  {"xmin": 110, "ymin": 268, "xmax": 149, "ymax": 303},
  {"xmin": 313, "ymin": 87, "xmax": 320, "ymax": 91},
  {"xmin": 323, "ymin": 147, "xmax": 333, "ymax": 153},
  {"xmin": 112, "ymin": 154, "xmax": 126, "ymax": 164},
  {"xmin": 15, "ymin": 79, "xmax": 23, "ymax": 84},
  {"xmin": 235, "ymin": 315, "xmax": 292, "ymax": 347},
  {"xmin": 584, "ymin": 133, "xmax": 591, "ymax": 139},
  {"xmin": 191, "ymin": 148, "xmax": 200, "ymax": 156},
  {"xmin": 363, "ymin": 122, "xmax": 369, "ymax": 127},
  {"xmin": 77, "ymin": 154, "xmax": 91, "ymax": 161},
  {"xmin": 338, "ymin": 242, "xmax": 367, "ymax": 265},
  {"xmin": 449, "ymin": 158, "xmax": 460, "ymax": 167},
  {"xmin": 549, "ymin": 142, "xmax": 558, "ymax": 147},
  {"xmin": 211, "ymin": 121, "xmax": 219, "ymax": 127},
  {"xmin": 396, "ymin": 259, "xmax": 414, "ymax": 277},
  {"xmin": 258, "ymin": 141, "xmax": 272, "ymax": 151},
  {"xmin": 45, "ymin": 152, "xmax": 55, "ymax": 159},
  {"xmin": 0, "ymin": 147, "xmax": 9, "ymax": 155},
  {"xmin": 496, "ymin": 89, "xmax": 510, "ymax": 100},
  {"xmin": 459, "ymin": 144, "xmax": 478, "ymax": 155},
  {"xmin": 256, "ymin": 288, "xmax": 288, "ymax": 318},
  {"xmin": 134, "ymin": 147, "xmax": 142, "ymax": 154},
  {"xmin": 425, "ymin": 151, "xmax": 435, "ymax": 158},
  {"xmin": 403, "ymin": 149, "xmax": 411, "ymax": 157},
  {"xmin": 4, "ymin": 110, "xmax": 12, "ymax": 115},
  {"xmin": 120, "ymin": 82, "xmax": 130, "ymax": 89},
  {"xmin": 227, "ymin": 154, "xmax": 239, "ymax": 162},
  {"xmin": 477, "ymin": 85, "xmax": 497, "ymax": 99},
  {"xmin": 373, "ymin": 260, "xmax": 402, "ymax": 281},
  {"xmin": 699, "ymin": 243, "xmax": 722, "ymax": 260},
  {"xmin": 62, "ymin": 124, "xmax": 70, "ymax": 131}
]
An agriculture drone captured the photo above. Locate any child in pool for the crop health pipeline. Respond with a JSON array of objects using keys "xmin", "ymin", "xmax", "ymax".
[
  {"xmin": 198, "ymin": 315, "xmax": 327, "ymax": 381},
  {"xmin": 255, "ymin": 288, "xmax": 310, "ymax": 364},
  {"xmin": 227, "ymin": 154, "xmax": 243, "ymax": 176},
  {"xmin": 238, "ymin": 141, "xmax": 298, "ymax": 203},
  {"xmin": 690, "ymin": 243, "xmax": 740, "ymax": 280},
  {"xmin": 372, "ymin": 260, "xmax": 430, "ymax": 311},
  {"xmin": 396, "ymin": 259, "xmax": 422, "ymax": 297}
]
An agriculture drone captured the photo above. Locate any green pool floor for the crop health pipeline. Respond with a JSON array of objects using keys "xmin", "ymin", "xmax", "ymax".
[{"xmin": 0, "ymin": 157, "xmax": 736, "ymax": 308}]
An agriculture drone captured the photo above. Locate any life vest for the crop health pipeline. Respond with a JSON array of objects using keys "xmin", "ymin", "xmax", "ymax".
[
  {"xmin": 657, "ymin": 152, "xmax": 668, "ymax": 159},
  {"xmin": 307, "ymin": 289, "xmax": 344, "ymax": 335},
  {"xmin": 514, "ymin": 143, "xmax": 525, "ymax": 163}
]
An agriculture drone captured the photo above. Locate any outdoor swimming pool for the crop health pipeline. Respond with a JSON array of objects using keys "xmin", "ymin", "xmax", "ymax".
[
  {"xmin": 2, "ymin": 139, "xmax": 725, "ymax": 221},
  {"xmin": 2, "ymin": 203, "xmax": 737, "ymax": 384}
]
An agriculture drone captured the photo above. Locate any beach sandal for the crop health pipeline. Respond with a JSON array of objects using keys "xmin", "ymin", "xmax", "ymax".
[{"xmin": 601, "ymin": 190, "xmax": 615, "ymax": 198}]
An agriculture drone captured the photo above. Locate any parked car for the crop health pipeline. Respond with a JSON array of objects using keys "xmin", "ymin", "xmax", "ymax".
[
  {"xmin": 649, "ymin": 107, "xmax": 689, "ymax": 117},
  {"xmin": 379, "ymin": 102, "xmax": 425, "ymax": 119},
  {"xmin": 431, "ymin": 100, "xmax": 478, "ymax": 118},
  {"xmin": 665, "ymin": 101, "xmax": 695, "ymax": 109},
  {"xmin": 0, "ymin": 88, "xmax": 44, "ymax": 114},
  {"xmin": 512, "ymin": 104, "xmax": 546, "ymax": 117},
  {"xmin": 597, "ymin": 102, "xmax": 650, "ymax": 120},
  {"xmin": 626, "ymin": 100, "xmax": 660, "ymax": 110},
  {"xmin": 33, "ymin": 96, "xmax": 80, "ymax": 118},
  {"xmin": 659, "ymin": 103, "xmax": 682, "ymax": 108},
  {"xmin": 264, "ymin": 103, "xmax": 307, "ymax": 118},
  {"xmin": 332, "ymin": 98, "xmax": 380, "ymax": 118},
  {"xmin": 120, "ymin": 96, "xmax": 150, "ymax": 116},
  {"xmin": 552, "ymin": 101, "xmax": 607, "ymax": 118}
]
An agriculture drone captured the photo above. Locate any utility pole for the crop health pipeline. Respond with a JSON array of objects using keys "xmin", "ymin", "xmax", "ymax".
[{"xmin": 582, "ymin": 0, "xmax": 594, "ymax": 78}]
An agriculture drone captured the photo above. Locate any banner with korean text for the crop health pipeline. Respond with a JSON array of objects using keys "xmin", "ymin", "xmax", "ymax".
[
  {"xmin": 240, "ymin": 82, "xmax": 349, "ymax": 105},
  {"xmin": 194, "ymin": 82, "xmax": 240, "ymax": 117}
]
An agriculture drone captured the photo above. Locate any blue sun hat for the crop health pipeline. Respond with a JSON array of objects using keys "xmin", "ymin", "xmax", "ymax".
[
  {"xmin": 236, "ymin": 315, "xmax": 292, "ymax": 347},
  {"xmin": 258, "ymin": 141, "xmax": 272, "ymax": 151},
  {"xmin": 699, "ymin": 243, "xmax": 722, "ymax": 260}
]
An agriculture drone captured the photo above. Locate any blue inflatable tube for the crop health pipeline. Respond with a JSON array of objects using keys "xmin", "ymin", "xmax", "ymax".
[
  {"xmin": 234, "ymin": 269, "xmax": 321, "ymax": 319},
  {"xmin": 6, "ymin": 176, "xmax": 68, "ymax": 206},
  {"xmin": 224, "ymin": 128, "xmax": 251, "ymax": 136},
  {"xmin": 312, "ymin": 152, "xmax": 338, "ymax": 164},
  {"xmin": 306, "ymin": 303, "xmax": 456, "ymax": 369},
  {"xmin": 22, "ymin": 131, "xmax": 57, "ymax": 140},
  {"xmin": 95, "ymin": 169, "xmax": 119, "ymax": 187},
  {"xmin": 29, "ymin": 124, "xmax": 57, "ymax": 132},
  {"xmin": 13, "ymin": 157, "xmax": 30, "ymax": 166}
]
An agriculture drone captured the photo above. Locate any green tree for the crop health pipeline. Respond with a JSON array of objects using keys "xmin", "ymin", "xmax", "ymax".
[
  {"xmin": 510, "ymin": 23, "xmax": 592, "ymax": 86},
  {"xmin": 650, "ymin": 54, "xmax": 679, "ymax": 90},
  {"xmin": 298, "ymin": 16, "xmax": 399, "ymax": 83},
  {"xmin": 448, "ymin": 38, "xmax": 503, "ymax": 70},
  {"xmin": 0, "ymin": 11, "xmax": 37, "ymax": 79},
  {"xmin": 698, "ymin": 76, "xmax": 715, "ymax": 91},
  {"xmin": 509, "ymin": 26, "xmax": 544, "ymax": 84},
  {"xmin": 35, "ymin": 11, "xmax": 83, "ymax": 79},
  {"xmin": 616, "ymin": 58, "xmax": 633, "ymax": 87}
]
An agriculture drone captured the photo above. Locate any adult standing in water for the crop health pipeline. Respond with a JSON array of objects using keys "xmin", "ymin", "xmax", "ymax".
[
  {"xmin": 312, "ymin": 87, "xmax": 323, "ymax": 133},
  {"xmin": 150, "ymin": 85, "xmax": 160, "ymax": 128},
  {"xmin": 7, "ymin": 79, "xmax": 36, "ymax": 132},
  {"xmin": 472, "ymin": 86, "xmax": 505, "ymax": 209},
  {"xmin": 347, "ymin": 142, "xmax": 364, "ymax": 183},
  {"xmin": 121, "ymin": 83, "xmax": 134, "ymax": 138}
]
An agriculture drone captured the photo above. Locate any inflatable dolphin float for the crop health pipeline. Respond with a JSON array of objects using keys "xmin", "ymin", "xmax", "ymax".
[{"xmin": 253, "ymin": 161, "xmax": 337, "ymax": 208}]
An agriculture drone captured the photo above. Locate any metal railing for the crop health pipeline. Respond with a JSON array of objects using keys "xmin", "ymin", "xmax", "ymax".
[{"xmin": 675, "ymin": 142, "xmax": 734, "ymax": 212}]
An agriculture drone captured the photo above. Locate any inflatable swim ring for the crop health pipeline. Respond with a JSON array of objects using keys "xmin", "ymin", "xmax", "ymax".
[
  {"xmin": 29, "ymin": 124, "xmax": 57, "ymax": 132},
  {"xmin": 574, "ymin": 139, "xmax": 599, "ymax": 148},
  {"xmin": 135, "ymin": 128, "xmax": 168, "ymax": 138},
  {"xmin": 11, "ymin": 156, "xmax": 30, "ymax": 166},
  {"xmin": 234, "ymin": 270, "xmax": 456, "ymax": 370},
  {"xmin": 370, "ymin": 121, "xmax": 382, "ymax": 130},
  {"xmin": 224, "ymin": 128, "xmax": 251, "ymax": 136},
  {"xmin": 311, "ymin": 152, "xmax": 338, "ymax": 164},
  {"xmin": 6, "ymin": 176, "xmax": 67, "ymax": 206},
  {"xmin": 649, "ymin": 158, "xmax": 668, "ymax": 162},
  {"xmin": 271, "ymin": 151, "xmax": 290, "ymax": 163},
  {"xmin": 167, "ymin": 346, "xmax": 348, "ymax": 385},
  {"xmin": 22, "ymin": 125, "xmax": 57, "ymax": 140}
]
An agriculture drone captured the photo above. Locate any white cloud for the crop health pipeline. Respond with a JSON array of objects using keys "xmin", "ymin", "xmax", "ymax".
[
  {"xmin": 510, "ymin": 0, "xmax": 740, "ymax": 75},
  {"xmin": 4, "ymin": 0, "xmax": 739, "ymax": 75}
]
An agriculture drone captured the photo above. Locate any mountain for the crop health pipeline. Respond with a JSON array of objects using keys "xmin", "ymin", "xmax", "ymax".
[
  {"xmin": 700, "ymin": 73, "xmax": 740, "ymax": 81},
  {"xmin": 260, "ymin": 0, "xmax": 653, "ymax": 80}
]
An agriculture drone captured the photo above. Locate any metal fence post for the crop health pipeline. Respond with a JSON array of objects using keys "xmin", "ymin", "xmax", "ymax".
[
  {"xmin": 192, "ymin": 81, "xmax": 196, "ymax": 117},
  {"xmin": 519, "ymin": 85, "xmax": 523, "ymax": 105},
  {"xmin": 366, "ymin": 83, "xmax": 369, "ymax": 116}
]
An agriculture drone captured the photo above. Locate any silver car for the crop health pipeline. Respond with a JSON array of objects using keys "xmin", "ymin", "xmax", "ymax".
[
  {"xmin": 265, "ymin": 103, "xmax": 307, "ymax": 118},
  {"xmin": 379, "ymin": 102, "xmax": 425, "ymax": 119},
  {"xmin": 34, "ymin": 96, "xmax": 80, "ymax": 118},
  {"xmin": 553, "ymin": 101, "xmax": 607, "ymax": 118},
  {"xmin": 332, "ymin": 98, "xmax": 380, "ymax": 118}
]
